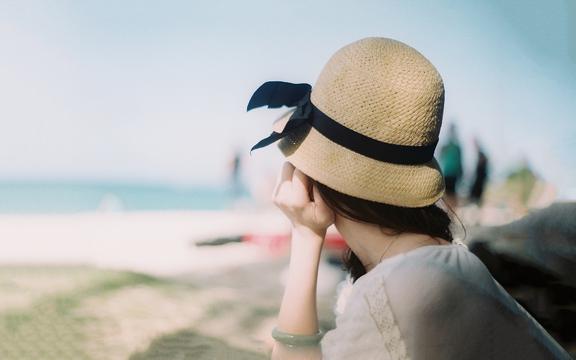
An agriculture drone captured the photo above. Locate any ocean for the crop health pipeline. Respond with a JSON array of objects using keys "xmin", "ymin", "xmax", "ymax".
[{"xmin": 0, "ymin": 182, "xmax": 249, "ymax": 213}]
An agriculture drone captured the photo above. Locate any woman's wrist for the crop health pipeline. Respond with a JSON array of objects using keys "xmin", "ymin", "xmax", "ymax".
[
  {"xmin": 290, "ymin": 228, "xmax": 325, "ymax": 259},
  {"xmin": 292, "ymin": 225, "xmax": 326, "ymax": 244},
  {"xmin": 287, "ymin": 228, "xmax": 324, "ymax": 281}
]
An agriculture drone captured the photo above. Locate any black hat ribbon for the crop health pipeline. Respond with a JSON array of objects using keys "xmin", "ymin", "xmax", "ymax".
[
  {"xmin": 246, "ymin": 81, "xmax": 438, "ymax": 165},
  {"xmin": 247, "ymin": 81, "xmax": 313, "ymax": 153}
]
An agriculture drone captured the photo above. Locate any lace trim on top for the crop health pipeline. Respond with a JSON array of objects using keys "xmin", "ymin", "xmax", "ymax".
[{"xmin": 364, "ymin": 281, "xmax": 410, "ymax": 360}]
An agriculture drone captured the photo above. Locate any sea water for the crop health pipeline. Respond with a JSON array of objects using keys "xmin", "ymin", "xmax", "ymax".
[{"xmin": 0, "ymin": 182, "xmax": 250, "ymax": 213}]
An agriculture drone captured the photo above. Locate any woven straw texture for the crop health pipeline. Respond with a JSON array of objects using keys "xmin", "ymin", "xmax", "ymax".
[{"xmin": 278, "ymin": 37, "xmax": 446, "ymax": 207}]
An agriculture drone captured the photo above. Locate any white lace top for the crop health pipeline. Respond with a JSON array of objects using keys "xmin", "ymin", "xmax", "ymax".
[{"xmin": 320, "ymin": 243, "xmax": 571, "ymax": 359}]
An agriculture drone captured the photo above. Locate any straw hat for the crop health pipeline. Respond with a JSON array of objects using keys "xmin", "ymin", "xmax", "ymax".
[{"xmin": 248, "ymin": 37, "xmax": 445, "ymax": 207}]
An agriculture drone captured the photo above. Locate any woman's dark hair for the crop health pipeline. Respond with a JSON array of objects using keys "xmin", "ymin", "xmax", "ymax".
[{"xmin": 314, "ymin": 181, "xmax": 453, "ymax": 283}]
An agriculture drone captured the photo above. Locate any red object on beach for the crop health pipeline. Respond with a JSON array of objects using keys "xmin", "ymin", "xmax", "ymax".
[
  {"xmin": 324, "ymin": 232, "xmax": 348, "ymax": 250},
  {"xmin": 243, "ymin": 233, "xmax": 289, "ymax": 254},
  {"xmin": 243, "ymin": 231, "xmax": 347, "ymax": 255}
]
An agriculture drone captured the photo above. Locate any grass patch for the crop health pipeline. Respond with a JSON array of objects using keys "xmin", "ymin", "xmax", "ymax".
[
  {"xmin": 129, "ymin": 328, "xmax": 267, "ymax": 360},
  {"xmin": 0, "ymin": 267, "xmax": 167, "ymax": 360}
]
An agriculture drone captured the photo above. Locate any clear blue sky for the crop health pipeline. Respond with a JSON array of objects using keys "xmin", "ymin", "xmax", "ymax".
[{"xmin": 1, "ymin": 0, "xmax": 574, "ymax": 196}]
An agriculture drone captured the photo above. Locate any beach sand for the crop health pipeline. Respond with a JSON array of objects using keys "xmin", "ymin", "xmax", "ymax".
[{"xmin": 0, "ymin": 210, "xmax": 343, "ymax": 359}]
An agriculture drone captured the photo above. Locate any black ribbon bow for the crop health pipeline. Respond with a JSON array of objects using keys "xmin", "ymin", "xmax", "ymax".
[
  {"xmin": 247, "ymin": 81, "xmax": 313, "ymax": 152},
  {"xmin": 246, "ymin": 81, "xmax": 439, "ymax": 165}
]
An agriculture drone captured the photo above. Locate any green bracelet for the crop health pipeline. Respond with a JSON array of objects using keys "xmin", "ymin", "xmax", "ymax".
[{"xmin": 271, "ymin": 327, "xmax": 324, "ymax": 347}]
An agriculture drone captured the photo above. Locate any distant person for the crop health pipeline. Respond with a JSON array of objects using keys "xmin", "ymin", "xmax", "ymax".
[
  {"xmin": 228, "ymin": 149, "xmax": 243, "ymax": 199},
  {"xmin": 507, "ymin": 159, "xmax": 538, "ymax": 209},
  {"xmin": 469, "ymin": 138, "xmax": 489, "ymax": 205},
  {"xmin": 247, "ymin": 38, "xmax": 570, "ymax": 360},
  {"xmin": 439, "ymin": 123, "xmax": 463, "ymax": 208}
]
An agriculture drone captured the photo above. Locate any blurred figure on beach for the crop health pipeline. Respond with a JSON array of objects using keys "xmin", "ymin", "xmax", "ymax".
[
  {"xmin": 469, "ymin": 137, "xmax": 489, "ymax": 205},
  {"xmin": 439, "ymin": 123, "xmax": 463, "ymax": 209},
  {"xmin": 505, "ymin": 159, "xmax": 541, "ymax": 213},
  {"xmin": 463, "ymin": 137, "xmax": 489, "ymax": 225},
  {"xmin": 228, "ymin": 148, "xmax": 244, "ymax": 201}
]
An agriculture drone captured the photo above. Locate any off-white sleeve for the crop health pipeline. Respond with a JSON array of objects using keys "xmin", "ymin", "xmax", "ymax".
[
  {"xmin": 319, "ymin": 280, "xmax": 396, "ymax": 360},
  {"xmin": 322, "ymin": 247, "xmax": 571, "ymax": 360}
]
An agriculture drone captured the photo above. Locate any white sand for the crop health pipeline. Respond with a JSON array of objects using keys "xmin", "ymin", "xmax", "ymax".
[
  {"xmin": 0, "ymin": 210, "xmax": 345, "ymax": 359},
  {"xmin": 0, "ymin": 209, "xmax": 292, "ymax": 276}
]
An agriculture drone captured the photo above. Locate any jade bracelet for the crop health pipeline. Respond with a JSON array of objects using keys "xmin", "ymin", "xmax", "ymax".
[{"xmin": 271, "ymin": 327, "xmax": 325, "ymax": 347}]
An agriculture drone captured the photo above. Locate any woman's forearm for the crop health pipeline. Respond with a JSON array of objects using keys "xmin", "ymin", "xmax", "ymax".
[
  {"xmin": 268, "ymin": 164, "xmax": 333, "ymax": 359},
  {"xmin": 271, "ymin": 228, "xmax": 324, "ymax": 359}
]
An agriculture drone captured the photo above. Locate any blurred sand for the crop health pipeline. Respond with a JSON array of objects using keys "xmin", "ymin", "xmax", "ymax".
[
  {"xmin": 0, "ymin": 210, "xmax": 292, "ymax": 275},
  {"xmin": 0, "ymin": 210, "xmax": 343, "ymax": 359}
]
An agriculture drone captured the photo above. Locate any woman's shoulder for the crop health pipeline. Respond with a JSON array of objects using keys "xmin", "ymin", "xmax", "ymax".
[
  {"xmin": 360, "ymin": 242, "xmax": 494, "ymax": 293},
  {"xmin": 383, "ymin": 243, "xmax": 496, "ymax": 306},
  {"xmin": 386, "ymin": 242, "xmax": 494, "ymax": 287},
  {"xmin": 326, "ymin": 243, "xmax": 571, "ymax": 359},
  {"xmin": 360, "ymin": 243, "xmax": 499, "ymax": 312},
  {"xmin": 359, "ymin": 243, "xmax": 571, "ymax": 359}
]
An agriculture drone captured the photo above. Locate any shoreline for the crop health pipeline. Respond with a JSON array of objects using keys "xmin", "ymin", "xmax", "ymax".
[{"xmin": 0, "ymin": 209, "xmax": 291, "ymax": 276}]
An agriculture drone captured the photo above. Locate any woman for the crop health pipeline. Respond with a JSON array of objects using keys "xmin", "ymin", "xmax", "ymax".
[{"xmin": 247, "ymin": 38, "xmax": 570, "ymax": 359}]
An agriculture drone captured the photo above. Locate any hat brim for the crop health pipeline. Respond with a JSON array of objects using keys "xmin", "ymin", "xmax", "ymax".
[{"xmin": 277, "ymin": 118, "xmax": 445, "ymax": 208}]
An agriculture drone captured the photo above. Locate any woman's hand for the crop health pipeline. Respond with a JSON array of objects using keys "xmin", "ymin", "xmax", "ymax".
[
  {"xmin": 273, "ymin": 162, "xmax": 335, "ymax": 238},
  {"xmin": 271, "ymin": 162, "xmax": 330, "ymax": 360}
]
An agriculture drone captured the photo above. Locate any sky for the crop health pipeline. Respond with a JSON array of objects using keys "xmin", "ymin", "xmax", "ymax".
[{"xmin": 0, "ymin": 0, "xmax": 575, "ymax": 196}]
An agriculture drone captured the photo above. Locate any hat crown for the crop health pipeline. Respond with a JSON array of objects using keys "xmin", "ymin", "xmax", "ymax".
[{"xmin": 310, "ymin": 37, "xmax": 444, "ymax": 147}]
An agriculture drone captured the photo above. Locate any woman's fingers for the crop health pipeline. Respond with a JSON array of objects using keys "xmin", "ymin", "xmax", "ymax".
[
  {"xmin": 281, "ymin": 161, "xmax": 295, "ymax": 181},
  {"xmin": 273, "ymin": 162, "xmax": 295, "ymax": 198},
  {"xmin": 312, "ymin": 183, "xmax": 331, "ymax": 213},
  {"xmin": 292, "ymin": 168, "xmax": 311, "ymax": 204},
  {"xmin": 272, "ymin": 163, "xmax": 333, "ymax": 236},
  {"xmin": 312, "ymin": 183, "xmax": 335, "ymax": 225},
  {"xmin": 312, "ymin": 183, "xmax": 325, "ymax": 208},
  {"xmin": 273, "ymin": 163, "xmax": 312, "ymax": 208}
]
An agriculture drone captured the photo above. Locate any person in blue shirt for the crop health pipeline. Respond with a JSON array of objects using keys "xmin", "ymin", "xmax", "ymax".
[{"xmin": 439, "ymin": 123, "xmax": 463, "ymax": 208}]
